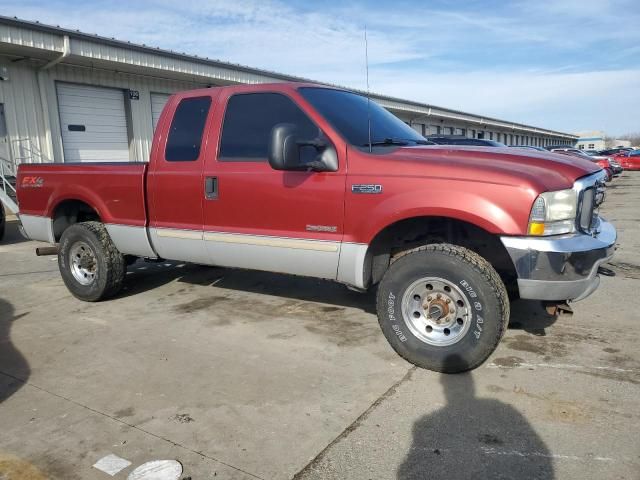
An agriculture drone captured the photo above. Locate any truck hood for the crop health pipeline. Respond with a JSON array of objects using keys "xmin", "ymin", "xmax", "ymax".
[{"xmin": 376, "ymin": 145, "xmax": 601, "ymax": 192}]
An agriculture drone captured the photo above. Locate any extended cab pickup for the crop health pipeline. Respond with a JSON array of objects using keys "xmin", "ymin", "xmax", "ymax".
[{"xmin": 16, "ymin": 82, "xmax": 616, "ymax": 372}]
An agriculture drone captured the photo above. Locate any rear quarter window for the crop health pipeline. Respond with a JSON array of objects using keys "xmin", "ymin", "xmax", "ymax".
[{"xmin": 165, "ymin": 97, "xmax": 212, "ymax": 162}]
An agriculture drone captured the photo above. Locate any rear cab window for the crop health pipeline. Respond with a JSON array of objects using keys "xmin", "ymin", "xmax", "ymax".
[{"xmin": 165, "ymin": 96, "xmax": 212, "ymax": 162}]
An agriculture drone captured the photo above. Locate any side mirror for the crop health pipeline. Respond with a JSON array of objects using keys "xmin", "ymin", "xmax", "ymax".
[{"xmin": 268, "ymin": 123, "xmax": 338, "ymax": 172}]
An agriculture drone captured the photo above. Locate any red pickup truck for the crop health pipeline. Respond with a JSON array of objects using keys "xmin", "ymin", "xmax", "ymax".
[{"xmin": 16, "ymin": 82, "xmax": 616, "ymax": 372}]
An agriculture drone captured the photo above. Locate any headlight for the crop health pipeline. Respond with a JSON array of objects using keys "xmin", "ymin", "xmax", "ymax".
[{"xmin": 528, "ymin": 189, "xmax": 577, "ymax": 236}]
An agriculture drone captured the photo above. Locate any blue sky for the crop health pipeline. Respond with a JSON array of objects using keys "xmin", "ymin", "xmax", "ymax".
[{"xmin": 2, "ymin": 0, "xmax": 639, "ymax": 135}]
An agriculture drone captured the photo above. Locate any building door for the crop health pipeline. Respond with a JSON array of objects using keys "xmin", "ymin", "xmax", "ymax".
[
  {"xmin": 57, "ymin": 83, "xmax": 130, "ymax": 162},
  {"xmin": 151, "ymin": 93, "xmax": 171, "ymax": 131}
]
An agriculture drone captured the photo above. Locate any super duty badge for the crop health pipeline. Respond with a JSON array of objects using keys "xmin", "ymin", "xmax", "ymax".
[{"xmin": 352, "ymin": 184, "xmax": 383, "ymax": 194}]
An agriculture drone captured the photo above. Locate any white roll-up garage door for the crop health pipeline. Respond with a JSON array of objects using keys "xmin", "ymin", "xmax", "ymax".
[
  {"xmin": 57, "ymin": 83, "xmax": 130, "ymax": 162},
  {"xmin": 151, "ymin": 93, "xmax": 171, "ymax": 131}
]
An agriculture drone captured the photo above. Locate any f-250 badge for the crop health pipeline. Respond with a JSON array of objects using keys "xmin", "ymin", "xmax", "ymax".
[{"xmin": 351, "ymin": 184, "xmax": 383, "ymax": 194}]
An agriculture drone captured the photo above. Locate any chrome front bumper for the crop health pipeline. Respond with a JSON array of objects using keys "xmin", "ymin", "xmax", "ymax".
[{"xmin": 500, "ymin": 219, "xmax": 616, "ymax": 301}]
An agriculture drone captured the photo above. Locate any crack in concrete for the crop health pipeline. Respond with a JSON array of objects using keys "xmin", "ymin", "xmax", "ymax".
[
  {"xmin": 0, "ymin": 269, "xmax": 59, "ymax": 277},
  {"xmin": 293, "ymin": 366, "xmax": 417, "ymax": 479}
]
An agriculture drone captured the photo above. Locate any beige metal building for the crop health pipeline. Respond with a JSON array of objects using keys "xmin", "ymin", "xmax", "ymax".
[
  {"xmin": 575, "ymin": 131, "xmax": 631, "ymax": 151},
  {"xmin": 0, "ymin": 15, "xmax": 577, "ymax": 174}
]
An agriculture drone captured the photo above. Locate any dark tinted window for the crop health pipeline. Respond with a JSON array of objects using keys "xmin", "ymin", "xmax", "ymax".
[
  {"xmin": 219, "ymin": 93, "xmax": 319, "ymax": 161},
  {"xmin": 165, "ymin": 97, "xmax": 211, "ymax": 161},
  {"xmin": 298, "ymin": 87, "xmax": 426, "ymax": 147}
]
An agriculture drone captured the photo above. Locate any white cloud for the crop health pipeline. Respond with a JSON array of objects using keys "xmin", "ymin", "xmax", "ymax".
[
  {"xmin": 1, "ymin": 0, "xmax": 639, "ymax": 134},
  {"xmin": 363, "ymin": 68, "xmax": 640, "ymax": 135}
]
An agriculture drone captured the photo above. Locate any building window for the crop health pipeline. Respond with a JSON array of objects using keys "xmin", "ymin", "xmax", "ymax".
[
  {"xmin": 219, "ymin": 93, "xmax": 319, "ymax": 162},
  {"xmin": 588, "ymin": 143, "xmax": 595, "ymax": 149},
  {"xmin": 165, "ymin": 97, "xmax": 212, "ymax": 162},
  {"xmin": 454, "ymin": 128, "xmax": 464, "ymax": 136}
]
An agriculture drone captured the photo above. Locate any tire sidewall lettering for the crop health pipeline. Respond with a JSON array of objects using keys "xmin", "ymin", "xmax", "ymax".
[
  {"xmin": 387, "ymin": 291, "xmax": 408, "ymax": 342},
  {"xmin": 459, "ymin": 278, "xmax": 484, "ymax": 340}
]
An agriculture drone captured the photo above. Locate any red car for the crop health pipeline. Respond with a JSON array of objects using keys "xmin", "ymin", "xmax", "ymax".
[
  {"xmin": 15, "ymin": 82, "xmax": 616, "ymax": 373},
  {"xmin": 619, "ymin": 150, "xmax": 640, "ymax": 170},
  {"xmin": 550, "ymin": 149, "xmax": 614, "ymax": 181}
]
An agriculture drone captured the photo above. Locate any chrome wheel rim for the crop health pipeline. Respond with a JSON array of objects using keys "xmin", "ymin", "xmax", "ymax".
[
  {"xmin": 69, "ymin": 241, "xmax": 97, "ymax": 286},
  {"xmin": 401, "ymin": 277, "xmax": 472, "ymax": 346}
]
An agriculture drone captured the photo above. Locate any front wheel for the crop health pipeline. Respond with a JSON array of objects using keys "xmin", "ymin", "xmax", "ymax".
[
  {"xmin": 376, "ymin": 244, "xmax": 509, "ymax": 373},
  {"xmin": 58, "ymin": 221, "xmax": 126, "ymax": 302}
]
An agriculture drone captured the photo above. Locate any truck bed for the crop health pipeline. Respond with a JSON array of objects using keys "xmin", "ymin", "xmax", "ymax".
[{"xmin": 17, "ymin": 162, "xmax": 148, "ymax": 227}]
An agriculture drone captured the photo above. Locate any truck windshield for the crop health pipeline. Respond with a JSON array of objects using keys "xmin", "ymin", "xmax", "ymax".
[{"xmin": 298, "ymin": 87, "xmax": 428, "ymax": 148}]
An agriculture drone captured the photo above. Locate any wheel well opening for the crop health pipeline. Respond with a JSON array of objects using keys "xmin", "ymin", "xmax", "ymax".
[
  {"xmin": 52, "ymin": 200, "xmax": 100, "ymax": 242},
  {"xmin": 365, "ymin": 216, "xmax": 518, "ymax": 297}
]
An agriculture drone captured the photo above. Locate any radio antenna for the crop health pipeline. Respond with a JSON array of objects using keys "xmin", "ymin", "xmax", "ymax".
[{"xmin": 365, "ymin": 26, "xmax": 372, "ymax": 153}]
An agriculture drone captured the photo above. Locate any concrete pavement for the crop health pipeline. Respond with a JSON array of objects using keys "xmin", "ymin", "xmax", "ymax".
[{"xmin": 1, "ymin": 173, "xmax": 639, "ymax": 480}]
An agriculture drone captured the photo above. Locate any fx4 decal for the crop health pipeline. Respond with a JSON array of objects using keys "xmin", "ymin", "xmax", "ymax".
[{"xmin": 21, "ymin": 176, "xmax": 44, "ymax": 188}]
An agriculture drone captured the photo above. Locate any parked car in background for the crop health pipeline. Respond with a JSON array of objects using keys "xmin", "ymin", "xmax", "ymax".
[
  {"xmin": 508, "ymin": 146, "xmax": 548, "ymax": 152},
  {"xmin": 425, "ymin": 136, "xmax": 505, "ymax": 147},
  {"xmin": 619, "ymin": 150, "xmax": 640, "ymax": 171},
  {"xmin": 599, "ymin": 147, "xmax": 634, "ymax": 157},
  {"xmin": 570, "ymin": 149, "xmax": 623, "ymax": 175},
  {"xmin": 550, "ymin": 148, "xmax": 615, "ymax": 181},
  {"xmin": 545, "ymin": 145, "xmax": 576, "ymax": 151}
]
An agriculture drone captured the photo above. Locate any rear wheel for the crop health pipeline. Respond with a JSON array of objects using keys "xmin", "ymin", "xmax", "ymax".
[
  {"xmin": 58, "ymin": 221, "xmax": 126, "ymax": 301},
  {"xmin": 376, "ymin": 244, "xmax": 509, "ymax": 373}
]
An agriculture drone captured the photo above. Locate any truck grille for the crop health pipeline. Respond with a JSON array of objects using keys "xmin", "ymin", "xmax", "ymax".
[{"xmin": 577, "ymin": 177, "xmax": 606, "ymax": 234}]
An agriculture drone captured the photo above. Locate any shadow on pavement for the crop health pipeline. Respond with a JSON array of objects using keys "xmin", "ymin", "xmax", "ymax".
[
  {"xmin": 398, "ymin": 354, "xmax": 554, "ymax": 480},
  {"xmin": 115, "ymin": 260, "xmax": 377, "ymax": 314},
  {"xmin": 0, "ymin": 220, "xmax": 28, "ymax": 246},
  {"xmin": 0, "ymin": 298, "xmax": 30, "ymax": 404},
  {"xmin": 115, "ymin": 262, "xmax": 566, "ymax": 325},
  {"xmin": 508, "ymin": 299, "xmax": 559, "ymax": 335}
]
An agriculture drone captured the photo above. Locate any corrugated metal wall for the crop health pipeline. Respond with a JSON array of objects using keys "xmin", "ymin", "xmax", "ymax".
[
  {"xmin": 0, "ymin": 59, "xmax": 49, "ymax": 164},
  {"xmin": 0, "ymin": 23, "xmax": 63, "ymax": 52},
  {"xmin": 0, "ymin": 59, "xmax": 204, "ymax": 163}
]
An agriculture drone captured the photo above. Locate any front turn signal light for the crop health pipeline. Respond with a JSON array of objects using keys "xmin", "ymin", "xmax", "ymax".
[{"xmin": 528, "ymin": 222, "xmax": 545, "ymax": 235}]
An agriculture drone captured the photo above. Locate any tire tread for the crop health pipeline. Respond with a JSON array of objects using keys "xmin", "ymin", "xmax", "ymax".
[{"xmin": 59, "ymin": 221, "xmax": 125, "ymax": 301}]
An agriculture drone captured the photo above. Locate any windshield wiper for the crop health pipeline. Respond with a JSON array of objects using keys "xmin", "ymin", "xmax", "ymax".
[{"xmin": 361, "ymin": 138, "xmax": 410, "ymax": 147}]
